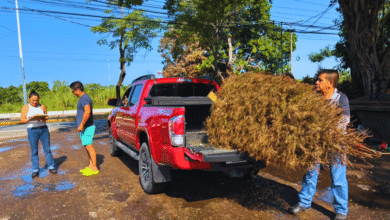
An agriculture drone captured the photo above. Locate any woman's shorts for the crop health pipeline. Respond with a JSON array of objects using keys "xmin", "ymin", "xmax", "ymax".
[{"xmin": 79, "ymin": 125, "xmax": 96, "ymax": 146}]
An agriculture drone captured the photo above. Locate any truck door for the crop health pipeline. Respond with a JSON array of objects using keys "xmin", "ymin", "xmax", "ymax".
[
  {"xmin": 116, "ymin": 86, "xmax": 133, "ymax": 142},
  {"xmin": 121, "ymin": 84, "xmax": 143, "ymax": 148}
]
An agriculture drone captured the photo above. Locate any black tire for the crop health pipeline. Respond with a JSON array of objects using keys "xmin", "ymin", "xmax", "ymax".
[
  {"xmin": 241, "ymin": 161, "xmax": 266, "ymax": 180},
  {"xmin": 139, "ymin": 142, "xmax": 167, "ymax": 194},
  {"xmin": 109, "ymin": 127, "xmax": 121, "ymax": 157},
  {"xmin": 241, "ymin": 168, "xmax": 258, "ymax": 180}
]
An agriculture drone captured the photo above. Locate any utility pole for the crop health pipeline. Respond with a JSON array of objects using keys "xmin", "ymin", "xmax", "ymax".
[
  {"xmin": 15, "ymin": 0, "xmax": 27, "ymax": 105},
  {"xmin": 273, "ymin": 21, "xmax": 276, "ymax": 75},
  {"xmin": 287, "ymin": 20, "xmax": 302, "ymax": 77},
  {"xmin": 280, "ymin": 22, "xmax": 283, "ymax": 75},
  {"xmin": 290, "ymin": 23, "xmax": 293, "ymax": 75},
  {"xmin": 107, "ymin": 59, "xmax": 110, "ymax": 86}
]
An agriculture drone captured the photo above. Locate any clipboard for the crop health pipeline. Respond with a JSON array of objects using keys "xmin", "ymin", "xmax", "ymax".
[{"xmin": 30, "ymin": 114, "xmax": 48, "ymax": 120}]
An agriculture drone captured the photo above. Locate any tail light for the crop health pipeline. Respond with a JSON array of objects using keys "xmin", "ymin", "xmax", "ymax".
[{"xmin": 169, "ymin": 115, "xmax": 185, "ymax": 147}]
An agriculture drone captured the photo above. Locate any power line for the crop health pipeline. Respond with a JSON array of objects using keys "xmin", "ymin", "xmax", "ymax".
[
  {"xmin": 292, "ymin": 0, "xmax": 330, "ymax": 7},
  {"xmin": 1, "ymin": 5, "xmax": 340, "ymax": 36},
  {"xmin": 272, "ymin": 11, "xmax": 336, "ymax": 21},
  {"xmin": 300, "ymin": 2, "xmax": 336, "ymax": 26},
  {"xmin": 13, "ymin": 1, "xmax": 93, "ymax": 27},
  {"xmin": 272, "ymin": 5, "xmax": 339, "ymax": 15},
  {"xmin": 0, "ymin": 23, "xmax": 16, "ymax": 32},
  {"xmin": 0, "ymin": 55, "xmax": 164, "ymax": 62}
]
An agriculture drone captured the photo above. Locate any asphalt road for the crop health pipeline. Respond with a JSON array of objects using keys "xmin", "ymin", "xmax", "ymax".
[
  {"xmin": 0, "ymin": 119, "xmax": 108, "ymax": 142},
  {"xmin": 0, "ymin": 121, "xmax": 390, "ymax": 219}
]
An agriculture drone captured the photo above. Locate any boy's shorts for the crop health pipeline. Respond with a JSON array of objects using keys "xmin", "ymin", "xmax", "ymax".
[{"xmin": 79, "ymin": 125, "xmax": 96, "ymax": 146}]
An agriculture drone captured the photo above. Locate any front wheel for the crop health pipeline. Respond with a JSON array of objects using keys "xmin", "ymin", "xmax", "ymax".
[
  {"xmin": 109, "ymin": 127, "xmax": 121, "ymax": 157},
  {"xmin": 139, "ymin": 142, "xmax": 167, "ymax": 194}
]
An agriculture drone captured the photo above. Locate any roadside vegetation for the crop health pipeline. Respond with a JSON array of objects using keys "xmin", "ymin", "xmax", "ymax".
[{"xmin": 0, "ymin": 81, "xmax": 128, "ymax": 114}]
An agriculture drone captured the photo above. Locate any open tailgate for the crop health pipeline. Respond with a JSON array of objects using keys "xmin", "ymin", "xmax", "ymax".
[{"xmin": 185, "ymin": 131, "xmax": 250, "ymax": 162}]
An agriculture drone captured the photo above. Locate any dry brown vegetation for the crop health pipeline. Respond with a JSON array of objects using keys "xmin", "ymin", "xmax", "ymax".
[{"xmin": 205, "ymin": 72, "xmax": 373, "ymax": 169}]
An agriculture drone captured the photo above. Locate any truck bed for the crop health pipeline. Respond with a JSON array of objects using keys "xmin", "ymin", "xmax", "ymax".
[
  {"xmin": 185, "ymin": 131, "xmax": 249, "ymax": 162},
  {"xmin": 146, "ymin": 96, "xmax": 250, "ymax": 162}
]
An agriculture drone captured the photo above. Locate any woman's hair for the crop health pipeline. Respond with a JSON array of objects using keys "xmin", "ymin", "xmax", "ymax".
[{"xmin": 29, "ymin": 89, "xmax": 40, "ymax": 98}]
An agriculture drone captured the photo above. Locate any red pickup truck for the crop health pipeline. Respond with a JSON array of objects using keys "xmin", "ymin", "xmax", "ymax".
[{"xmin": 107, "ymin": 75, "xmax": 265, "ymax": 194}]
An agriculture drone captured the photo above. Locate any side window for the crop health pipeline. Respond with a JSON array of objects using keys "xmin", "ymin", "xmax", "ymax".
[
  {"xmin": 120, "ymin": 87, "xmax": 133, "ymax": 107},
  {"xmin": 129, "ymin": 85, "xmax": 143, "ymax": 106}
]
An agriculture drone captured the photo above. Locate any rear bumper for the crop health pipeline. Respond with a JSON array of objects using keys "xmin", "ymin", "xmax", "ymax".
[
  {"xmin": 158, "ymin": 144, "xmax": 261, "ymax": 171},
  {"xmin": 185, "ymin": 146, "xmax": 250, "ymax": 162}
]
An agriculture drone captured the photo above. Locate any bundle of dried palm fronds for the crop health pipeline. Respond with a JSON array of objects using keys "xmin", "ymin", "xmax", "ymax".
[{"xmin": 205, "ymin": 72, "xmax": 376, "ymax": 169}]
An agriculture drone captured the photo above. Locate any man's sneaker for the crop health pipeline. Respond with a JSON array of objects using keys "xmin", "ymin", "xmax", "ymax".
[
  {"xmin": 82, "ymin": 169, "xmax": 99, "ymax": 176},
  {"xmin": 32, "ymin": 172, "xmax": 39, "ymax": 178},
  {"xmin": 288, "ymin": 204, "xmax": 311, "ymax": 215},
  {"xmin": 49, "ymin": 169, "xmax": 57, "ymax": 174},
  {"xmin": 334, "ymin": 213, "xmax": 347, "ymax": 220}
]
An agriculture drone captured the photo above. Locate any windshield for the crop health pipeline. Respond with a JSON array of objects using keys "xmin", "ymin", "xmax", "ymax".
[{"xmin": 149, "ymin": 83, "xmax": 216, "ymax": 97}]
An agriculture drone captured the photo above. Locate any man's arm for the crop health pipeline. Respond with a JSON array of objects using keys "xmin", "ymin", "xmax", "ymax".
[
  {"xmin": 78, "ymin": 105, "xmax": 91, "ymax": 131},
  {"xmin": 338, "ymin": 93, "xmax": 350, "ymax": 130}
]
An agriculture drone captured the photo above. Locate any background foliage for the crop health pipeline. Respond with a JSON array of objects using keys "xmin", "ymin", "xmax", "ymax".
[
  {"xmin": 160, "ymin": 0, "xmax": 297, "ymax": 83},
  {"xmin": 0, "ymin": 81, "xmax": 128, "ymax": 114}
]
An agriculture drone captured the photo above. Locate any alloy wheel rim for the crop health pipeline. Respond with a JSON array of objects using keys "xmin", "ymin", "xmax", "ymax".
[
  {"xmin": 109, "ymin": 131, "xmax": 115, "ymax": 149},
  {"xmin": 141, "ymin": 151, "xmax": 150, "ymax": 184}
]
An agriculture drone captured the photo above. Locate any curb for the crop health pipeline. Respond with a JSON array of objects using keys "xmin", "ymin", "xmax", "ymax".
[{"xmin": 0, "ymin": 115, "xmax": 108, "ymax": 126}]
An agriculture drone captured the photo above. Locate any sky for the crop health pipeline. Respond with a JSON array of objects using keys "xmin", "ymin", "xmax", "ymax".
[{"xmin": 0, "ymin": 0, "xmax": 341, "ymax": 90}]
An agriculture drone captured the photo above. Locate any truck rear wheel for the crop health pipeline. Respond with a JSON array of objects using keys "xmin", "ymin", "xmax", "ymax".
[
  {"xmin": 109, "ymin": 127, "xmax": 121, "ymax": 157},
  {"xmin": 139, "ymin": 142, "xmax": 167, "ymax": 194}
]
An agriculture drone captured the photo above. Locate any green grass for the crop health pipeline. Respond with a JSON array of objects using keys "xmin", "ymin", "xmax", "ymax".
[{"xmin": 0, "ymin": 85, "xmax": 127, "ymax": 114}]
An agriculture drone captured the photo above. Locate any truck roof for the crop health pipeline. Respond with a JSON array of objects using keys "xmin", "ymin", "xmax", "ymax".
[{"xmin": 131, "ymin": 75, "xmax": 220, "ymax": 90}]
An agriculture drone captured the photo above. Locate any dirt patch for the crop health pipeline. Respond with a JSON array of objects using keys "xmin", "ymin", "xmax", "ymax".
[{"xmin": 1, "ymin": 122, "xmax": 390, "ymax": 219}]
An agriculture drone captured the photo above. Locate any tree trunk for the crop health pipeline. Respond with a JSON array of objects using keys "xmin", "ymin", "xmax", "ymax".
[
  {"xmin": 214, "ymin": 25, "xmax": 219, "ymax": 77},
  {"xmin": 213, "ymin": 24, "xmax": 224, "ymax": 83},
  {"xmin": 338, "ymin": 0, "xmax": 390, "ymax": 96},
  {"xmin": 116, "ymin": 31, "xmax": 126, "ymax": 105},
  {"xmin": 227, "ymin": 34, "xmax": 233, "ymax": 73}
]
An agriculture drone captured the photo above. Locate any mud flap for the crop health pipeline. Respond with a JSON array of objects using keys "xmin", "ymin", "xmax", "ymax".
[{"xmin": 151, "ymin": 158, "xmax": 171, "ymax": 183}]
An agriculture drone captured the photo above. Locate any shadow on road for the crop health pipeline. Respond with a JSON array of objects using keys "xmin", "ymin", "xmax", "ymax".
[
  {"xmin": 118, "ymin": 154, "xmax": 139, "ymax": 175},
  {"xmin": 97, "ymin": 154, "xmax": 105, "ymax": 169},
  {"xmin": 54, "ymin": 156, "xmax": 68, "ymax": 169},
  {"xmin": 160, "ymin": 169, "xmax": 334, "ymax": 219},
  {"xmin": 94, "ymin": 135, "xmax": 109, "ymax": 141},
  {"xmin": 348, "ymin": 156, "xmax": 390, "ymax": 210},
  {"xmin": 57, "ymin": 127, "xmax": 73, "ymax": 132}
]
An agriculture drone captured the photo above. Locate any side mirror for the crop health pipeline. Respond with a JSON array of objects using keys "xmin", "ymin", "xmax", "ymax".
[
  {"xmin": 107, "ymin": 98, "xmax": 118, "ymax": 106},
  {"xmin": 144, "ymin": 97, "xmax": 152, "ymax": 104}
]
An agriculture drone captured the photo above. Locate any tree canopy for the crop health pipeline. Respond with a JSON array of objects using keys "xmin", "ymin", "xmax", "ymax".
[
  {"xmin": 159, "ymin": 0, "xmax": 296, "ymax": 83},
  {"xmin": 310, "ymin": 0, "xmax": 390, "ymax": 97},
  {"xmin": 91, "ymin": 7, "xmax": 162, "ymax": 101}
]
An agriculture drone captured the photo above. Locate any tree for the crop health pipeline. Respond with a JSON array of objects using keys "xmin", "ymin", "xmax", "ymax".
[
  {"xmin": 331, "ymin": 0, "xmax": 390, "ymax": 96},
  {"xmin": 27, "ymin": 81, "xmax": 50, "ymax": 95},
  {"xmin": 91, "ymin": 8, "xmax": 161, "ymax": 102},
  {"xmin": 159, "ymin": 28, "xmax": 212, "ymax": 78},
  {"xmin": 161, "ymin": 0, "xmax": 296, "ymax": 82},
  {"xmin": 308, "ymin": 46, "xmax": 335, "ymax": 66},
  {"xmin": 5, "ymin": 86, "xmax": 23, "ymax": 104}
]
